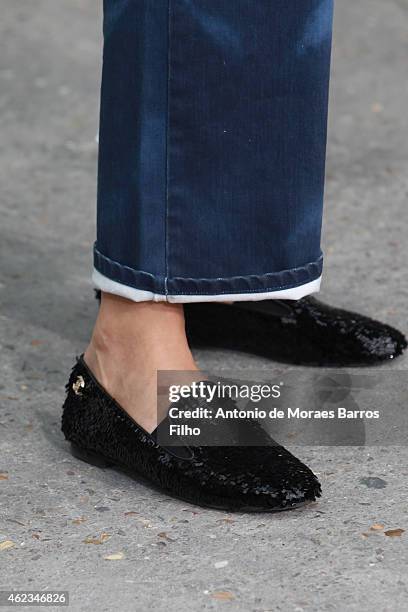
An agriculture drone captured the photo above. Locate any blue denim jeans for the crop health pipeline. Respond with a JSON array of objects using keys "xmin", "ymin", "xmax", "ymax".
[{"xmin": 94, "ymin": 0, "xmax": 334, "ymax": 302}]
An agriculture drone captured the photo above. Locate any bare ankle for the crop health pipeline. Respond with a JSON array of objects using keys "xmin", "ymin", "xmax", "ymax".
[
  {"xmin": 84, "ymin": 291, "xmax": 196, "ymax": 374},
  {"xmin": 82, "ymin": 292, "xmax": 198, "ymax": 432}
]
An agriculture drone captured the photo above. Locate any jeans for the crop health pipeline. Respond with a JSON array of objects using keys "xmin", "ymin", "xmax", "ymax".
[{"xmin": 94, "ymin": 0, "xmax": 334, "ymax": 303}]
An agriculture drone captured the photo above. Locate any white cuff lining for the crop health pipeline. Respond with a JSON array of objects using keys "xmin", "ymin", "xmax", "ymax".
[{"xmin": 92, "ymin": 268, "xmax": 321, "ymax": 303}]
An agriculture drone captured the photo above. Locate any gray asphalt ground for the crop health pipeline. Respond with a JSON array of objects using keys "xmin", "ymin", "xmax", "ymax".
[{"xmin": 1, "ymin": 1, "xmax": 408, "ymax": 611}]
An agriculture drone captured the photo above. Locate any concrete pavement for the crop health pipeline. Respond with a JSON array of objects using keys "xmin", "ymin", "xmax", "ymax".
[{"xmin": 1, "ymin": 1, "xmax": 407, "ymax": 610}]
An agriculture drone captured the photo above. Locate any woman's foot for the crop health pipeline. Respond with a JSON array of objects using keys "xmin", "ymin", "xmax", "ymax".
[
  {"xmin": 84, "ymin": 292, "xmax": 198, "ymax": 433},
  {"xmin": 62, "ymin": 356, "xmax": 321, "ymax": 512},
  {"xmin": 94, "ymin": 290, "xmax": 406, "ymax": 366},
  {"xmin": 63, "ymin": 292, "xmax": 322, "ymax": 512}
]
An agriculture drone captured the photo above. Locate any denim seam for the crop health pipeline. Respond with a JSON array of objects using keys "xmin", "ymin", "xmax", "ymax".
[
  {"xmin": 164, "ymin": 0, "xmax": 172, "ymax": 300},
  {"xmin": 94, "ymin": 245, "xmax": 323, "ymax": 296}
]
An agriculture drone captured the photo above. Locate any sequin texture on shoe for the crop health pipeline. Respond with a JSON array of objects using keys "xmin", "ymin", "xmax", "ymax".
[
  {"xmin": 61, "ymin": 357, "xmax": 321, "ymax": 512},
  {"xmin": 184, "ymin": 297, "xmax": 407, "ymax": 367}
]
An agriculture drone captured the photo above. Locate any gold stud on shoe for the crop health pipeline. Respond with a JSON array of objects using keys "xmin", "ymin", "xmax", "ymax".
[{"xmin": 72, "ymin": 375, "xmax": 85, "ymax": 396}]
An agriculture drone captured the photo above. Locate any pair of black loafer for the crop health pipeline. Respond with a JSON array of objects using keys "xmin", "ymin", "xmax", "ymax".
[{"xmin": 61, "ymin": 297, "xmax": 406, "ymax": 512}]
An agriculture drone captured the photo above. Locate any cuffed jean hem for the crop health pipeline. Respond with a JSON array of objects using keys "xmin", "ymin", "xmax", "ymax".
[{"xmin": 93, "ymin": 247, "xmax": 323, "ymax": 304}]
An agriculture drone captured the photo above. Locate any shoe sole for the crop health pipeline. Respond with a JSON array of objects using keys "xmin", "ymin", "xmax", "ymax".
[{"xmin": 70, "ymin": 443, "xmax": 312, "ymax": 514}]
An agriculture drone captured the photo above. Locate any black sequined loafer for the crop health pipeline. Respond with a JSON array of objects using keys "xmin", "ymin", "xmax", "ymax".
[
  {"xmin": 184, "ymin": 297, "xmax": 407, "ymax": 367},
  {"xmin": 61, "ymin": 357, "xmax": 321, "ymax": 512}
]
